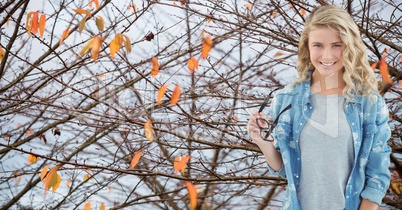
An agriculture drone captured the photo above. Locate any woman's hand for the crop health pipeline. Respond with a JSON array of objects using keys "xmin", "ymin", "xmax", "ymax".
[
  {"xmin": 247, "ymin": 110, "xmax": 273, "ymax": 145},
  {"xmin": 246, "ymin": 110, "xmax": 283, "ymax": 171}
]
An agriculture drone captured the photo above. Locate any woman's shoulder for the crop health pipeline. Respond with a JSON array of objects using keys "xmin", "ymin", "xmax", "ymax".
[{"xmin": 274, "ymin": 81, "xmax": 307, "ymax": 97}]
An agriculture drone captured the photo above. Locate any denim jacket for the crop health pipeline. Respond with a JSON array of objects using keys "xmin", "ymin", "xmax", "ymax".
[{"xmin": 268, "ymin": 80, "xmax": 391, "ymax": 210}]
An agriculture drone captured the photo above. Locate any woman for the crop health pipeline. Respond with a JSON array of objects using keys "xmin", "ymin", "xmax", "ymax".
[{"xmin": 247, "ymin": 5, "xmax": 391, "ymax": 210}]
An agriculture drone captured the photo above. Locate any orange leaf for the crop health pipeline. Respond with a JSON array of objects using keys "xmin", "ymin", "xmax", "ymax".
[
  {"xmin": 17, "ymin": 176, "xmax": 22, "ymax": 184},
  {"xmin": 91, "ymin": 36, "xmax": 102, "ymax": 61},
  {"xmin": 188, "ymin": 57, "xmax": 199, "ymax": 74},
  {"xmin": 4, "ymin": 135, "xmax": 9, "ymax": 141},
  {"xmin": 201, "ymin": 37, "xmax": 213, "ymax": 59},
  {"xmin": 43, "ymin": 165, "xmax": 61, "ymax": 192},
  {"xmin": 100, "ymin": 203, "xmax": 105, "ymax": 210},
  {"xmin": 274, "ymin": 51, "xmax": 283, "ymax": 57},
  {"xmin": 271, "ymin": 11, "xmax": 276, "ymax": 18},
  {"xmin": 39, "ymin": 14, "xmax": 46, "ymax": 37},
  {"xmin": 157, "ymin": 84, "xmax": 169, "ymax": 105},
  {"xmin": 400, "ymin": 55, "xmax": 402, "ymax": 62},
  {"xmin": 174, "ymin": 156, "xmax": 191, "ymax": 174},
  {"xmin": 31, "ymin": 11, "xmax": 39, "ymax": 35},
  {"xmin": 379, "ymin": 56, "xmax": 393, "ymax": 85},
  {"xmin": 371, "ymin": 62, "xmax": 378, "ymax": 70},
  {"xmin": 246, "ymin": 3, "xmax": 253, "ymax": 10},
  {"xmin": 151, "ymin": 57, "xmax": 159, "ymax": 77},
  {"xmin": 130, "ymin": 150, "xmax": 142, "ymax": 168},
  {"xmin": 185, "ymin": 181, "xmax": 198, "ymax": 210},
  {"xmin": 27, "ymin": 154, "xmax": 39, "ymax": 164},
  {"xmin": 66, "ymin": 179, "xmax": 72, "ymax": 187},
  {"xmin": 0, "ymin": 47, "xmax": 4, "ymax": 61},
  {"xmin": 144, "ymin": 119, "xmax": 154, "ymax": 142},
  {"xmin": 74, "ymin": 8, "xmax": 91, "ymax": 17},
  {"xmin": 399, "ymin": 80, "xmax": 402, "ymax": 87},
  {"xmin": 83, "ymin": 201, "xmax": 91, "ymax": 210},
  {"xmin": 26, "ymin": 12, "xmax": 34, "ymax": 35},
  {"xmin": 93, "ymin": 0, "xmax": 100, "ymax": 9},
  {"xmin": 59, "ymin": 27, "xmax": 70, "ymax": 46},
  {"xmin": 301, "ymin": 8, "xmax": 306, "ymax": 16},
  {"xmin": 171, "ymin": 85, "xmax": 181, "ymax": 106},
  {"xmin": 109, "ymin": 34, "xmax": 122, "ymax": 59},
  {"xmin": 40, "ymin": 165, "xmax": 50, "ymax": 180}
]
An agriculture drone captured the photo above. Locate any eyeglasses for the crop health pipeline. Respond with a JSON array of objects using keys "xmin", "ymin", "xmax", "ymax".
[{"xmin": 256, "ymin": 88, "xmax": 292, "ymax": 141}]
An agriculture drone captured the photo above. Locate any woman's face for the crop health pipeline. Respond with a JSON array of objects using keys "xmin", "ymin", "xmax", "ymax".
[{"xmin": 308, "ymin": 27, "xmax": 344, "ymax": 77}]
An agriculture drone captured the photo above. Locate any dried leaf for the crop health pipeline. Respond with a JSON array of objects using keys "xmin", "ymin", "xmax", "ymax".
[
  {"xmin": 174, "ymin": 156, "xmax": 191, "ymax": 174},
  {"xmin": 100, "ymin": 203, "xmax": 105, "ymax": 210},
  {"xmin": 28, "ymin": 154, "xmax": 39, "ymax": 164},
  {"xmin": 301, "ymin": 8, "xmax": 306, "ymax": 16},
  {"xmin": 39, "ymin": 134, "xmax": 47, "ymax": 144},
  {"xmin": 17, "ymin": 175, "xmax": 22, "ymax": 184},
  {"xmin": 145, "ymin": 31, "xmax": 154, "ymax": 41},
  {"xmin": 83, "ymin": 174, "xmax": 90, "ymax": 181},
  {"xmin": 59, "ymin": 27, "xmax": 70, "ymax": 46},
  {"xmin": 74, "ymin": 8, "xmax": 91, "ymax": 17},
  {"xmin": 246, "ymin": 3, "xmax": 253, "ymax": 10},
  {"xmin": 26, "ymin": 129, "xmax": 33, "ymax": 135},
  {"xmin": 271, "ymin": 11, "xmax": 276, "ymax": 18},
  {"xmin": 40, "ymin": 165, "xmax": 50, "ymax": 180},
  {"xmin": 0, "ymin": 47, "xmax": 5, "ymax": 61},
  {"xmin": 399, "ymin": 80, "xmax": 402, "ymax": 87},
  {"xmin": 91, "ymin": 36, "xmax": 102, "ymax": 61},
  {"xmin": 80, "ymin": 38, "xmax": 94, "ymax": 57},
  {"xmin": 201, "ymin": 36, "xmax": 213, "ymax": 59},
  {"xmin": 379, "ymin": 56, "xmax": 393, "ymax": 85},
  {"xmin": 144, "ymin": 119, "xmax": 154, "ymax": 142},
  {"xmin": 43, "ymin": 165, "xmax": 61, "ymax": 192},
  {"xmin": 171, "ymin": 85, "xmax": 181, "ymax": 106},
  {"xmin": 95, "ymin": 16, "xmax": 104, "ymax": 31},
  {"xmin": 130, "ymin": 150, "xmax": 142, "ymax": 168},
  {"xmin": 371, "ymin": 62, "xmax": 378, "ymax": 70},
  {"xmin": 52, "ymin": 173, "xmax": 61, "ymax": 193},
  {"xmin": 185, "ymin": 181, "xmax": 198, "ymax": 210},
  {"xmin": 78, "ymin": 17, "xmax": 88, "ymax": 34},
  {"xmin": 274, "ymin": 51, "xmax": 283, "ymax": 57},
  {"xmin": 66, "ymin": 179, "xmax": 72, "ymax": 187},
  {"xmin": 400, "ymin": 55, "xmax": 402, "ymax": 62},
  {"xmin": 93, "ymin": 0, "xmax": 100, "ymax": 9},
  {"xmin": 53, "ymin": 127, "xmax": 61, "ymax": 136},
  {"xmin": 122, "ymin": 35, "xmax": 131, "ymax": 54},
  {"xmin": 188, "ymin": 57, "xmax": 199, "ymax": 74},
  {"xmin": 39, "ymin": 14, "xmax": 46, "ymax": 37},
  {"xmin": 83, "ymin": 201, "xmax": 91, "ymax": 210},
  {"xmin": 4, "ymin": 135, "xmax": 9, "ymax": 141},
  {"xmin": 31, "ymin": 11, "xmax": 39, "ymax": 35},
  {"xmin": 26, "ymin": 11, "xmax": 34, "ymax": 35},
  {"xmin": 151, "ymin": 57, "xmax": 159, "ymax": 77},
  {"xmin": 157, "ymin": 84, "xmax": 169, "ymax": 105},
  {"xmin": 109, "ymin": 34, "xmax": 122, "ymax": 59}
]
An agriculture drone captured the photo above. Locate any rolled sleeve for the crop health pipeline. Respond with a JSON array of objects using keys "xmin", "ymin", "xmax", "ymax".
[{"xmin": 361, "ymin": 96, "xmax": 391, "ymax": 205}]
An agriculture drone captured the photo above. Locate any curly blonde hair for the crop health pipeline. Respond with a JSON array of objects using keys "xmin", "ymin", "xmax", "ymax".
[{"xmin": 295, "ymin": 5, "xmax": 378, "ymax": 99}]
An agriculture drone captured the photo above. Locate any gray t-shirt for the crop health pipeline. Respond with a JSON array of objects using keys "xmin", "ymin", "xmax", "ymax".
[{"xmin": 297, "ymin": 93, "xmax": 354, "ymax": 210}]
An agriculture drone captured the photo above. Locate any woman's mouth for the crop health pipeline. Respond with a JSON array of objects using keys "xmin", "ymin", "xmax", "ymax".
[{"xmin": 320, "ymin": 62, "xmax": 336, "ymax": 67}]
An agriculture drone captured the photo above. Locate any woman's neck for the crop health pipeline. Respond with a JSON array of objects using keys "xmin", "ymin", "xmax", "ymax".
[{"xmin": 310, "ymin": 70, "xmax": 346, "ymax": 95}]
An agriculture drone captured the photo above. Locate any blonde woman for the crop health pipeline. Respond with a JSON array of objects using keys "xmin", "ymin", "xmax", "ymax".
[{"xmin": 247, "ymin": 5, "xmax": 391, "ymax": 210}]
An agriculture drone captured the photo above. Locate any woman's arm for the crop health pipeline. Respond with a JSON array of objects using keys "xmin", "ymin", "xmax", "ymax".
[
  {"xmin": 359, "ymin": 199, "xmax": 378, "ymax": 210},
  {"xmin": 247, "ymin": 110, "xmax": 283, "ymax": 172}
]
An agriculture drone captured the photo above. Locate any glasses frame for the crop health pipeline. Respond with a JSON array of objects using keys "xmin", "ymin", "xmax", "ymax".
[{"xmin": 256, "ymin": 88, "xmax": 292, "ymax": 141}]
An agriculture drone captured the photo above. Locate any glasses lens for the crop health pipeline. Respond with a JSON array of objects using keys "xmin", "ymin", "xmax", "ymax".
[{"xmin": 256, "ymin": 118, "xmax": 269, "ymax": 129}]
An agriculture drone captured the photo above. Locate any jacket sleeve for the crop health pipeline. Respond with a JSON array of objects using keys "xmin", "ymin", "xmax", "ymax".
[{"xmin": 360, "ymin": 96, "xmax": 391, "ymax": 205}]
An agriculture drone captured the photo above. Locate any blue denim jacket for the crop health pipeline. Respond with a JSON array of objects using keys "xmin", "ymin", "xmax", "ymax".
[{"xmin": 268, "ymin": 80, "xmax": 391, "ymax": 210}]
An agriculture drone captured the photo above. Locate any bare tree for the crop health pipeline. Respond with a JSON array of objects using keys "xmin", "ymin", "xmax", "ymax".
[{"xmin": 0, "ymin": 0, "xmax": 401, "ymax": 209}]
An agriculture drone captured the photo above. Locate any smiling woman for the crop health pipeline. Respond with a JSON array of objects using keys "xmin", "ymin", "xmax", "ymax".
[{"xmin": 247, "ymin": 4, "xmax": 392, "ymax": 210}]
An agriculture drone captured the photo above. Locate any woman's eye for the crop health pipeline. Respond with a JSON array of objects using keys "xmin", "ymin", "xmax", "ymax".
[
  {"xmin": 313, "ymin": 44, "xmax": 322, "ymax": 48},
  {"xmin": 333, "ymin": 45, "xmax": 341, "ymax": 47}
]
